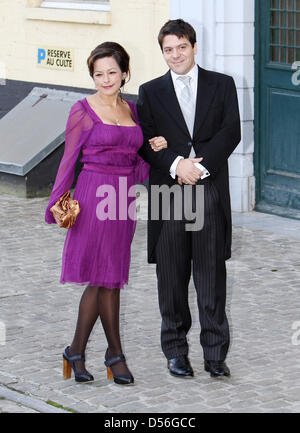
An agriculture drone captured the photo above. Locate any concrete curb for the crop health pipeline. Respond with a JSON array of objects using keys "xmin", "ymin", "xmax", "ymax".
[{"xmin": 0, "ymin": 385, "xmax": 71, "ymax": 413}]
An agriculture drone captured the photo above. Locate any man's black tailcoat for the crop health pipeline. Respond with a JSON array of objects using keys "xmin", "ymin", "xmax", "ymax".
[{"xmin": 137, "ymin": 66, "xmax": 241, "ymax": 263}]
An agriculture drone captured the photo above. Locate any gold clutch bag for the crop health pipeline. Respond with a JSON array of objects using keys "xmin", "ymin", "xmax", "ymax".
[{"xmin": 50, "ymin": 190, "xmax": 80, "ymax": 229}]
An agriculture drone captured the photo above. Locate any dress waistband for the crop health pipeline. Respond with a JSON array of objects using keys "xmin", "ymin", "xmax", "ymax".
[{"xmin": 82, "ymin": 162, "xmax": 134, "ymax": 176}]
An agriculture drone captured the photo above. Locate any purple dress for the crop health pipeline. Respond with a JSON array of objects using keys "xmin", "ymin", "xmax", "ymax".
[{"xmin": 45, "ymin": 98, "xmax": 149, "ymax": 289}]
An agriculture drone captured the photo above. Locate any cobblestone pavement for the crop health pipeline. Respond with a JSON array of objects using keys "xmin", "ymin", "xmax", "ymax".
[
  {"xmin": 0, "ymin": 191, "xmax": 300, "ymax": 413},
  {"xmin": 0, "ymin": 398, "xmax": 39, "ymax": 413}
]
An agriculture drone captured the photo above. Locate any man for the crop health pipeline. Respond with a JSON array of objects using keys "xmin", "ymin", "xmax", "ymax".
[{"xmin": 137, "ymin": 19, "xmax": 240, "ymax": 378}]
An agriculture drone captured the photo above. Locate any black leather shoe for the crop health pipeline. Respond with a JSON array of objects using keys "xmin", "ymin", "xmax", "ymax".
[
  {"xmin": 168, "ymin": 356, "xmax": 194, "ymax": 378},
  {"xmin": 204, "ymin": 360, "xmax": 230, "ymax": 377}
]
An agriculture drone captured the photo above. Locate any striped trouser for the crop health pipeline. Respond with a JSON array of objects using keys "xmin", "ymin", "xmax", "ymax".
[{"xmin": 155, "ymin": 179, "xmax": 230, "ymax": 361}]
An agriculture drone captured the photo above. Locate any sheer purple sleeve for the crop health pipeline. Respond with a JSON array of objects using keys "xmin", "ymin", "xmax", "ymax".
[
  {"xmin": 44, "ymin": 101, "xmax": 93, "ymax": 224},
  {"xmin": 134, "ymin": 154, "xmax": 150, "ymax": 184},
  {"xmin": 127, "ymin": 100, "xmax": 150, "ymax": 184}
]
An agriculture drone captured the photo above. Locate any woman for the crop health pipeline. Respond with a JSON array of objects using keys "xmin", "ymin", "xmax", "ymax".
[{"xmin": 45, "ymin": 42, "xmax": 167, "ymax": 385}]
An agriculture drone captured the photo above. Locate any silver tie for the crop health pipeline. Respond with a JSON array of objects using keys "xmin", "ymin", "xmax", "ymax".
[{"xmin": 177, "ymin": 75, "xmax": 196, "ymax": 158}]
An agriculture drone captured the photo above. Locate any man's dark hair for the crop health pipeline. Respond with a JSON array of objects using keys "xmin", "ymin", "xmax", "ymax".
[{"xmin": 158, "ymin": 19, "xmax": 197, "ymax": 50}]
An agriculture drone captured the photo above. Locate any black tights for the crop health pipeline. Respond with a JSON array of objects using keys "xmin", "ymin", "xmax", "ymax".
[{"xmin": 69, "ymin": 285, "xmax": 130, "ymax": 376}]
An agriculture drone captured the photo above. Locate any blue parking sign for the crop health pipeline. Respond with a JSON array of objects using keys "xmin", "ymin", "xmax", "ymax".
[{"xmin": 38, "ymin": 48, "xmax": 46, "ymax": 64}]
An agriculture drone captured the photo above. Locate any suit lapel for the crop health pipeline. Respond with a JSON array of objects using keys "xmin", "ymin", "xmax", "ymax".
[
  {"xmin": 156, "ymin": 67, "xmax": 218, "ymax": 140},
  {"xmin": 193, "ymin": 66, "xmax": 218, "ymax": 139},
  {"xmin": 157, "ymin": 71, "xmax": 191, "ymax": 137}
]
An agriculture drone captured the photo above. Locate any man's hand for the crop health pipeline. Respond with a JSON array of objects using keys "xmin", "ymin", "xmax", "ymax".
[{"xmin": 176, "ymin": 158, "xmax": 204, "ymax": 185}]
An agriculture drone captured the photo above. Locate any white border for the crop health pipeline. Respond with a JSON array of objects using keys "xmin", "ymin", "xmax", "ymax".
[{"xmin": 41, "ymin": 1, "xmax": 110, "ymax": 11}]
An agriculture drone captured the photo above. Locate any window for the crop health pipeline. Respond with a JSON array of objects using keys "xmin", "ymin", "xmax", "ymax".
[
  {"xmin": 26, "ymin": 0, "xmax": 111, "ymax": 25},
  {"xmin": 270, "ymin": 0, "xmax": 300, "ymax": 64},
  {"xmin": 41, "ymin": 1, "xmax": 110, "ymax": 11}
]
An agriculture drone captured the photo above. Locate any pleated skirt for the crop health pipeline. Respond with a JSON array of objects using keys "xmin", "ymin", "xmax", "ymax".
[{"xmin": 60, "ymin": 169, "xmax": 137, "ymax": 289}]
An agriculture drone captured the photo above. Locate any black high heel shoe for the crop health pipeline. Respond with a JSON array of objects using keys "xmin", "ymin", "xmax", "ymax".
[
  {"xmin": 104, "ymin": 349, "xmax": 134, "ymax": 385},
  {"xmin": 63, "ymin": 346, "xmax": 94, "ymax": 383}
]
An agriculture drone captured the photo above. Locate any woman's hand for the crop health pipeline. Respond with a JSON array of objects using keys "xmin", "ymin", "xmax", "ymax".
[{"xmin": 149, "ymin": 136, "xmax": 168, "ymax": 152}]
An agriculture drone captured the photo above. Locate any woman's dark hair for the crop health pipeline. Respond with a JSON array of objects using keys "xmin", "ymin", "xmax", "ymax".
[
  {"xmin": 158, "ymin": 19, "xmax": 197, "ymax": 50},
  {"xmin": 87, "ymin": 42, "xmax": 130, "ymax": 87}
]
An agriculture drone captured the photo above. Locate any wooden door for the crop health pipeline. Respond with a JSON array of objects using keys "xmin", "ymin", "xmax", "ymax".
[{"xmin": 255, "ymin": 0, "xmax": 300, "ymax": 219}]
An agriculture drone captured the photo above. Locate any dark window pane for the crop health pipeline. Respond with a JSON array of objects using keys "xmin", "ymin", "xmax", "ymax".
[
  {"xmin": 287, "ymin": 12, "xmax": 294, "ymax": 27},
  {"xmin": 279, "ymin": 0, "xmax": 286, "ymax": 10},
  {"xmin": 287, "ymin": 29, "xmax": 294, "ymax": 44},
  {"xmin": 271, "ymin": 11, "xmax": 279, "ymax": 26},
  {"xmin": 279, "ymin": 46, "xmax": 287, "ymax": 62},
  {"xmin": 270, "ymin": 45, "xmax": 278, "ymax": 61},
  {"xmin": 269, "ymin": 0, "xmax": 300, "ymax": 63},
  {"xmin": 271, "ymin": 29, "xmax": 280, "ymax": 43},
  {"xmin": 287, "ymin": 47, "xmax": 294, "ymax": 62},
  {"xmin": 279, "ymin": 11, "xmax": 286, "ymax": 28},
  {"xmin": 279, "ymin": 27, "xmax": 286, "ymax": 44}
]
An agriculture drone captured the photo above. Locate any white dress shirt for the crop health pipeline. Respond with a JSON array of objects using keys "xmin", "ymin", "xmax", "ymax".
[{"xmin": 168, "ymin": 64, "xmax": 210, "ymax": 180}]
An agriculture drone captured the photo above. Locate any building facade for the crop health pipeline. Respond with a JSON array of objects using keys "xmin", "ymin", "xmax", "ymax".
[{"xmin": 0, "ymin": 0, "xmax": 299, "ymax": 218}]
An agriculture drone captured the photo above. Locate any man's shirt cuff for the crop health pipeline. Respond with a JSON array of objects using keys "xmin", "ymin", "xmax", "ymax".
[
  {"xmin": 170, "ymin": 157, "xmax": 210, "ymax": 180},
  {"xmin": 170, "ymin": 156, "xmax": 184, "ymax": 179},
  {"xmin": 194, "ymin": 162, "xmax": 210, "ymax": 179}
]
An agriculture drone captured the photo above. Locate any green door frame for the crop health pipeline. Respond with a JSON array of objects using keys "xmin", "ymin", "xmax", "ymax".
[
  {"xmin": 254, "ymin": 0, "xmax": 262, "ymax": 208},
  {"xmin": 254, "ymin": 0, "xmax": 300, "ymax": 220}
]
